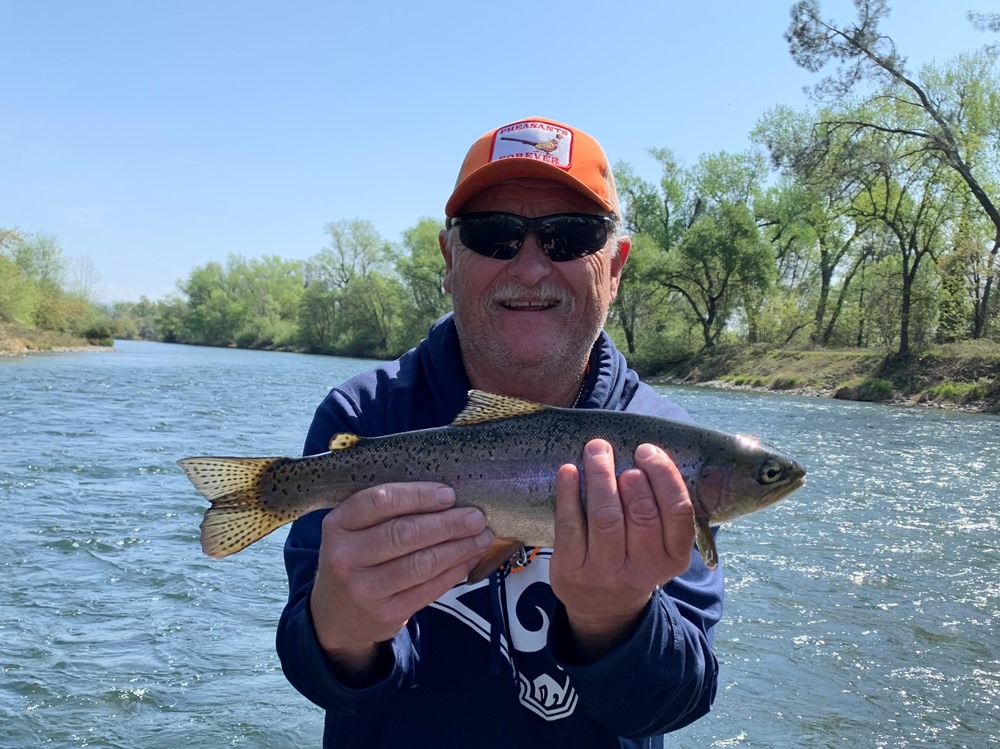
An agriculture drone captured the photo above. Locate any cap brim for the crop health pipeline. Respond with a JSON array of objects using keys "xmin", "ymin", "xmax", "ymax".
[{"xmin": 445, "ymin": 159, "xmax": 615, "ymax": 217}]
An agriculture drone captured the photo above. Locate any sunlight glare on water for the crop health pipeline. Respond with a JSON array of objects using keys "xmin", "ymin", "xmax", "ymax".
[{"xmin": 657, "ymin": 387, "xmax": 1000, "ymax": 748}]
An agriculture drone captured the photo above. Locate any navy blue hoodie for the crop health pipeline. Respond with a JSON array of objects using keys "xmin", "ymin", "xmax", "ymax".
[{"xmin": 277, "ymin": 315, "xmax": 724, "ymax": 747}]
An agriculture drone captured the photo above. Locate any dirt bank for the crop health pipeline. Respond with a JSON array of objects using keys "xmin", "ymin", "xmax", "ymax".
[
  {"xmin": 0, "ymin": 322, "xmax": 112, "ymax": 356},
  {"xmin": 646, "ymin": 342, "xmax": 1000, "ymax": 415}
]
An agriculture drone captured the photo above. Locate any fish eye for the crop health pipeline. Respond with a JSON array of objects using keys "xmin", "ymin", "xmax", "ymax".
[{"xmin": 759, "ymin": 460, "xmax": 783, "ymax": 485}]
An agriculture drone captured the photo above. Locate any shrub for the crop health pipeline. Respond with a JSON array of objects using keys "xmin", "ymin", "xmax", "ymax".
[
  {"xmin": 770, "ymin": 376, "xmax": 801, "ymax": 390},
  {"xmin": 835, "ymin": 377, "xmax": 894, "ymax": 402},
  {"xmin": 924, "ymin": 381, "xmax": 988, "ymax": 403}
]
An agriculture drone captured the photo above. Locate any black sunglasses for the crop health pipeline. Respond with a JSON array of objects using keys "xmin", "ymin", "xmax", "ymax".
[{"xmin": 447, "ymin": 211, "xmax": 616, "ymax": 262}]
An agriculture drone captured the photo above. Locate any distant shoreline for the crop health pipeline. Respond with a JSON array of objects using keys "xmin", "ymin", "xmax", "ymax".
[
  {"xmin": 0, "ymin": 344, "xmax": 115, "ymax": 357},
  {"xmin": 0, "ymin": 321, "xmax": 113, "ymax": 357},
  {"xmin": 3, "ymin": 326, "xmax": 996, "ymax": 415},
  {"xmin": 644, "ymin": 342, "xmax": 999, "ymax": 415},
  {"xmin": 652, "ymin": 376, "xmax": 992, "ymax": 415}
]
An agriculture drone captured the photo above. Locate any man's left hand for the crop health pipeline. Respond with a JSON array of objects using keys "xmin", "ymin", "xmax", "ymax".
[{"xmin": 549, "ymin": 440, "xmax": 695, "ymax": 661}]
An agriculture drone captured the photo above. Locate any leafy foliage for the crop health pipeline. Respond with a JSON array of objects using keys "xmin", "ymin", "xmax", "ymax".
[{"xmin": 6, "ymin": 4, "xmax": 1000, "ymax": 368}]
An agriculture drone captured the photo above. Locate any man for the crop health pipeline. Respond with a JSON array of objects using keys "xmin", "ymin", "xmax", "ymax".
[{"xmin": 277, "ymin": 116, "xmax": 724, "ymax": 747}]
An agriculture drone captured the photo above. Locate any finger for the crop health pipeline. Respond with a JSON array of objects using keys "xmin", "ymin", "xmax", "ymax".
[
  {"xmin": 634, "ymin": 444, "xmax": 695, "ymax": 564},
  {"xmin": 330, "ymin": 504, "xmax": 488, "ymax": 569},
  {"xmin": 582, "ymin": 439, "xmax": 625, "ymax": 568},
  {"xmin": 617, "ymin": 467, "xmax": 668, "ymax": 569},
  {"xmin": 386, "ymin": 552, "xmax": 489, "ymax": 621},
  {"xmin": 334, "ymin": 483, "xmax": 456, "ymax": 531},
  {"xmin": 368, "ymin": 529, "xmax": 494, "ymax": 597},
  {"xmin": 553, "ymin": 463, "xmax": 586, "ymax": 570}
]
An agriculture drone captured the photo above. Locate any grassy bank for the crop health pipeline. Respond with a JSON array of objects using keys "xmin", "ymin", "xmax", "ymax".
[
  {"xmin": 0, "ymin": 321, "xmax": 112, "ymax": 356},
  {"xmin": 645, "ymin": 341, "xmax": 1000, "ymax": 415},
  {"xmin": 4, "ymin": 321, "xmax": 997, "ymax": 414}
]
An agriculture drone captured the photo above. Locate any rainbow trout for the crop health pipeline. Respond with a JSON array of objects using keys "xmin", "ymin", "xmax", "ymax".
[{"xmin": 178, "ymin": 390, "xmax": 805, "ymax": 579}]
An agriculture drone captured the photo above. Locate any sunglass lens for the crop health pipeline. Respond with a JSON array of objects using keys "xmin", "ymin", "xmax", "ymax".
[
  {"xmin": 539, "ymin": 216, "xmax": 609, "ymax": 261},
  {"xmin": 459, "ymin": 214, "xmax": 524, "ymax": 259},
  {"xmin": 457, "ymin": 213, "xmax": 611, "ymax": 261}
]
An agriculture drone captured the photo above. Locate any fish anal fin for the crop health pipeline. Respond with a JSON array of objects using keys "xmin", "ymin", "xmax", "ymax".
[
  {"xmin": 466, "ymin": 537, "xmax": 524, "ymax": 583},
  {"xmin": 451, "ymin": 390, "xmax": 545, "ymax": 427},
  {"xmin": 176, "ymin": 455, "xmax": 294, "ymax": 558},
  {"xmin": 694, "ymin": 516, "xmax": 719, "ymax": 570},
  {"xmin": 329, "ymin": 433, "xmax": 362, "ymax": 451}
]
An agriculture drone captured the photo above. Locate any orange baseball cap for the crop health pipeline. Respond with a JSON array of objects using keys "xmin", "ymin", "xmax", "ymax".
[{"xmin": 444, "ymin": 116, "xmax": 619, "ymax": 217}]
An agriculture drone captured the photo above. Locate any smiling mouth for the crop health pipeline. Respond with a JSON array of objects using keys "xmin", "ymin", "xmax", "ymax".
[
  {"xmin": 486, "ymin": 283, "xmax": 574, "ymax": 318},
  {"xmin": 500, "ymin": 299, "xmax": 560, "ymax": 311}
]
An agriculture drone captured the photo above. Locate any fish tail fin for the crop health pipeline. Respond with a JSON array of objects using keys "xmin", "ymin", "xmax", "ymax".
[{"xmin": 177, "ymin": 456, "xmax": 290, "ymax": 559}]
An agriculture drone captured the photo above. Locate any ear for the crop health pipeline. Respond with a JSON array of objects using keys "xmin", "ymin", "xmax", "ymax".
[
  {"xmin": 439, "ymin": 228, "xmax": 455, "ymax": 293},
  {"xmin": 608, "ymin": 235, "xmax": 631, "ymax": 302}
]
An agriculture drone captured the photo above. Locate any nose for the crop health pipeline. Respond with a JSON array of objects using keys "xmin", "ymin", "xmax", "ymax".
[{"xmin": 506, "ymin": 231, "xmax": 552, "ymax": 285}]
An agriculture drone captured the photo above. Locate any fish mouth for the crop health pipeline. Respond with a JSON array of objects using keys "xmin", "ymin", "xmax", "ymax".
[{"xmin": 759, "ymin": 474, "xmax": 806, "ymax": 508}]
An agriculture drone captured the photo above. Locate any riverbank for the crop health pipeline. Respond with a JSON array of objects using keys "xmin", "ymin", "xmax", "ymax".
[
  {"xmin": 0, "ymin": 322, "xmax": 113, "ymax": 356},
  {"xmin": 4, "ymin": 323, "xmax": 997, "ymax": 413},
  {"xmin": 645, "ymin": 341, "xmax": 1000, "ymax": 414}
]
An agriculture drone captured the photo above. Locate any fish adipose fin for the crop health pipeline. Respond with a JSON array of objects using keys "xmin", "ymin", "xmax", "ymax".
[
  {"xmin": 451, "ymin": 390, "xmax": 546, "ymax": 427},
  {"xmin": 177, "ymin": 457, "xmax": 289, "ymax": 559}
]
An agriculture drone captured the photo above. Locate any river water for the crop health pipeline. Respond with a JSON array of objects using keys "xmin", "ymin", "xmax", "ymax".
[{"xmin": 1, "ymin": 340, "xmax": 997, "ymax": 748}]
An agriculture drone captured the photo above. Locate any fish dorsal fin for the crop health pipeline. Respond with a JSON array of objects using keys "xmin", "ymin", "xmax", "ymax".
[
  {"xmin": 329, "ymin": 433, "xmax": 362, "ymax": 451},
  {"xmin": 450, "ymin": 390, "xmax": 546, "ymax": 427}
]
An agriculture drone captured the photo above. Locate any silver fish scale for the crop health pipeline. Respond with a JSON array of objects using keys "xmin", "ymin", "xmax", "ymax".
[{"xmin": 181, "ymin": 392, "xmax": 805, "ymax": 561}]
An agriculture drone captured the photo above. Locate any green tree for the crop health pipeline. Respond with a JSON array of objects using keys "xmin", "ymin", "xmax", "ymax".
[
  {"xmin": 610, "ymin": 233, "xmax": 671, "ymax": 355},
  {"xmin": 754, "ymin": 108, "xmax": 874, "ymax": 345},
  {"xmin": 299, "ymin": 219, "xmax": 399, "ymax": 356},
  {"xmin": 226, "ymin": 255, "xmax": 304, "ymax": 348},
  {"xmin": 338, "ymin": 274, "xmax": 407, "ymax": 358},
  {"xmin": 298, "ymin": 282, "xmax": 340, "ymax": 353},
  {"xmin": 653, "ymin": 201, "xmax": 774, "ymax": 349},
  {"xmin": 180, "ymin": 260, "xmax": 251, "ymax": 346},
  {"xmin": 311, "ymin": 219, "xmax": 392, "ymax": 289},
  {"xmin": 615, "ymin": 150, "xmax": 776, "ymax": 350},
  {"xmin": 786, "ymin": 0, "xmax": 1000, "ymax": 338},
  {"xmin": 395, "ymin": 218, "xmax": 450, "ymax": 346},
  {"xmin": 0, "ymin": 228, "xmax": 38, "ymax": 323},
  {"xmin": 10, "ymin": 232, "xmax": 66, "ymax": 287}
]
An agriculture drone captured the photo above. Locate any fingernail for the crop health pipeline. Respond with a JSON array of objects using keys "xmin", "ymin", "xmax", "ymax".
[
  {"xmin": 587, "ymin": 440, "xmax": 610, "ymax": 457},
  {"xmin": 435, "ymin": 487, "xmax": 456, "ymax": 506},
  {"xmin": 475, "ymin": 529, "xmax": 494, "ymax": 549},
  {"xmin": 635, "ymin": 443, "xmax": 658, "ymax": 460},
  {"xmin": 463, "ymin": 508, "xmax": 486, "ymax": 531}
]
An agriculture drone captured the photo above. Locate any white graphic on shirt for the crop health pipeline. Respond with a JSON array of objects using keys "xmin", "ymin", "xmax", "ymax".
[
  {"xmin": 517, "ymin": 671, "xmax": 579, "ymax": 720},
  {"xmin": 429, "ymin": 551, "xmax": 578, "ymax": 721}
]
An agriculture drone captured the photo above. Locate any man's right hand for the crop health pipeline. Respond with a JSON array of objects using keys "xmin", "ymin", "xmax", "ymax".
[{"xmin": 309, "ymin": 483, "xmax": 493, "ymax": 683}]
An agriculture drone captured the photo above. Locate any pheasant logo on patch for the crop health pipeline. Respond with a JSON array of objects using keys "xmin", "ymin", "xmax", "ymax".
[
  {"xmin": 489, "ymin": 122, "xmax": 573, "ymax": 168},
  {"xmin": 499, "ymin": 132, "xmax": 564, "ymax": 154}
]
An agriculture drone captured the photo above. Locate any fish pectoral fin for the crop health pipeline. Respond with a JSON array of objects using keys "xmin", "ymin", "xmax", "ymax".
[
  {"xmin": 450, "ymin": 390, "xmax": 545, "ymax": 427},
  {"xmin": 329, "ymin": 433, "xmax": 362, "ymax": 450},
  {"xmin": 694, "ymin": 516, "xmax": 719, "ymax": 571},
  {"xmin": 466, "ymin": 537, "xmax": 524, "ymax": 584}
]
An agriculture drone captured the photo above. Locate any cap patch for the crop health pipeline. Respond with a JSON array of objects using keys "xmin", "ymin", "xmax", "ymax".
[{"xmin": 489, "ymin": 121, "xmax": 573, "ymax": 170}]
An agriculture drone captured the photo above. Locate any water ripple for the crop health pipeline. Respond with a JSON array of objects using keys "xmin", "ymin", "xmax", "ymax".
[{"xmin": 0, "ymin": 345, "xmax": 996, "ymax": 748}]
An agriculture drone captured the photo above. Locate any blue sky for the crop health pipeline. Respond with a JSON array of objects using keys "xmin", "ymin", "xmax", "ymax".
[{"xmin": 1, "ymin": 1, "xmax": 991, "ymax": 303}]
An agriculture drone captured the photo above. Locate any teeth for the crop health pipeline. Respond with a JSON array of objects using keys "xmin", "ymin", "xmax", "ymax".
[{"xmin": 503, "ymin": 300, "xmax": 555, "ymax": 308}]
